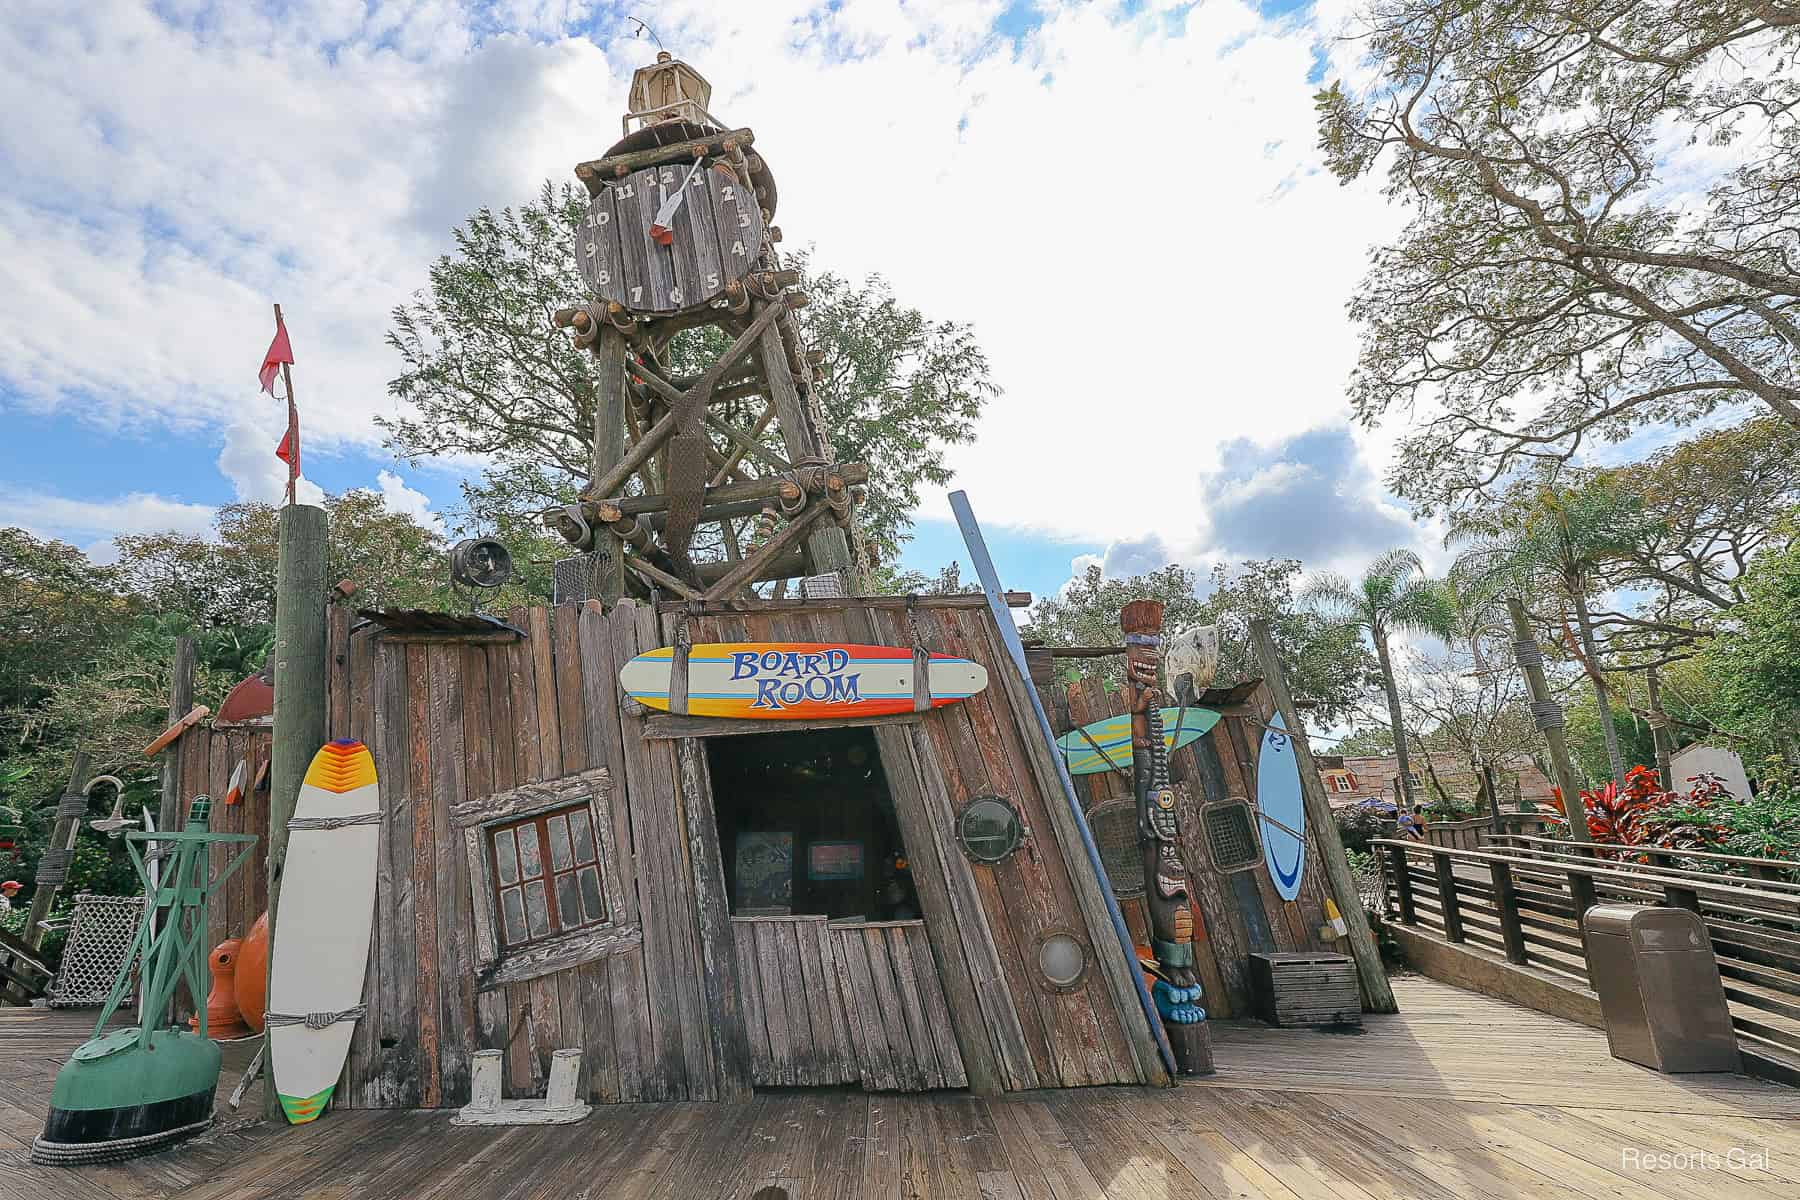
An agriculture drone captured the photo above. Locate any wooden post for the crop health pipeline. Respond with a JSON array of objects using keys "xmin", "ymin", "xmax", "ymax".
[
  {"xmin": 25, "ymin": 751, "xmax": 91, "ymax": 950},
  {"xmin": 1662, "ymin": 883, "xmax": 1701, "ymax": 914},
  {"xmin": 1431, "ymin": 851, "xmax": 1464, "ymax": 942},
  {"xmin": 587, "ymin": 324, "xmax": 629, "ymax": 607},
  {"xmin": 1388, "ymin": 845, "xmax": 1416, "ymax": 925},
  {"xmin": 1505, "ymin": 599, "xmax": 1592, "ymax": 844},
  {"xmin": 265, "ymin": 503, "xmax": 328, "ymax": 1120},
  {"xmin": 1249, "ymin": 618, "xmax": 1397, "ymax": 1013},
  {"xmin": 1482, "ymin": 763, "xmax": 1504, "ymax": 839},
  {"xmin": 1646, "ymin": 666, "xmax": 1676, "ymax": 792},
  {"xmin": 1489, "ymin": 862, "xmax": 1529, "ymax": 965},
  {"xmin": 159, "ymin": 636, "xmax": 195, "ymax": 833}
]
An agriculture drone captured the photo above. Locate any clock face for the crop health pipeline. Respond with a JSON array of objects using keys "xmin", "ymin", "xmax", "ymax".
[{"xmin": 577, "ymin": 160, "xmax": 766, "ymax": 314}]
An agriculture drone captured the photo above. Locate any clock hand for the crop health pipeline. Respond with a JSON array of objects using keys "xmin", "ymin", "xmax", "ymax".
[{"xmin": 650, "ymin": 158, "xmax": 708, "ymax": 246}]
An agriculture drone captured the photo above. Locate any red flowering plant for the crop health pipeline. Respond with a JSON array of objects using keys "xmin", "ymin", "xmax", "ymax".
[{"xmin": 1547, "ymin": 766, "xmax": 1667, "ymax": 845}]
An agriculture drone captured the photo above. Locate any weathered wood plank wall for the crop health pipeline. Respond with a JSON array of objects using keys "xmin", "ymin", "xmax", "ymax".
[
  {"xmin": 680, "ymin": 603, "xmax": 1152, "ymax": 1091},
  {"xmin": 304, "ymin": 596, "xmax": 1161, "ymax": 1107},
  {"xmin": 1054, "ymin": 676, "xmax": 1337, "ymax": 1019},
  {"xmin": 326, "ymin": 600, "xmax": 740, "ymax": 1107}
]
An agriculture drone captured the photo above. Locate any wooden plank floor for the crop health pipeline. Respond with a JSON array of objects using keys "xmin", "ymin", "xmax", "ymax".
[{"xmin": 2, "ymin": 977, "xmax": 1796, "ymax": 1200}]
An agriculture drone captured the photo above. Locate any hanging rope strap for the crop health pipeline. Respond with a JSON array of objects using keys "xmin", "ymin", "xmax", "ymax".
[
  {"xmin": 1512, "ymin": 638, "xmax": 1543, "ymax": 667},
  {"xmin": 54, "ymin": 790, "xmax": 88, "ymax": 820},
  {"xmin": 286, "ymin": 812, "xmax": 382, "ymax": 831},
  {"xmin": 1529, "ymin": 699, "xmax": 1565, "ymax": 730},
  {"xmin": 35, "ymin": 848, "xmax": 73, "ymax": 886},
  {"xmin": 264, "ymin": 1004, "xmax": 367, "ymax": 1030}
]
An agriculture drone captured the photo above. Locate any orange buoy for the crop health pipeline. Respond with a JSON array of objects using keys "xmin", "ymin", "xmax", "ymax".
[
  {"xmin": 234, "ymin": 912, "xmax": 270, "ymax": 1034},
  {"xmin": 192, "ymin": 937, "xmax": 252, "ymax": 1039}
]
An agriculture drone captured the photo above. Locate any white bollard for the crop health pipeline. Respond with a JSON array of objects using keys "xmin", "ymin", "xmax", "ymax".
[
  {"xmin": 468, "ymin": 1050, "xmax": 503, "ymax": 1113},
  {"xmin": 546, "ymin": 1049, "xmax": 582, "ymax": 1110},
  {"xmin": 453, "ymin": 1047, "xmax": 590, "ymax": 1127}
]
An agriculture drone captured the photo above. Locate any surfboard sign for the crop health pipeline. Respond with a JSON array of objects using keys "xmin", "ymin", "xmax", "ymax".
[
  {"xmin": 268, "ymin": 740, "xmax": 381, "ymax": 1125},
  {"xmin": 1257, "ymin": 711, "xmax": 1306, "ymax": 901},
  {"xmin": 1055, "ymin": 707, "xmax": 1221, "ymax": 776},
  {"xmin": 619, "ymin": 642, "xmax": 987, "ymax": 720}
]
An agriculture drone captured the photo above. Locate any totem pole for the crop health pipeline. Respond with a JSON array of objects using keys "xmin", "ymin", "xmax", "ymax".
[{"xmin": 1119, "ymin": 600, "xmax": 1206, "ymax": 1038}]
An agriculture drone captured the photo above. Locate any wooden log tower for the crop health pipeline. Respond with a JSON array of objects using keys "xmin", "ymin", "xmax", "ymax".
[{"xmin": 546, "ymin": 52, "xmax": 860, "ymax": 609}]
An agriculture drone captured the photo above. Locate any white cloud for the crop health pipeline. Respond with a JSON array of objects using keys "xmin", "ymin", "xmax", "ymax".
[
  {"xmin": 0, "ymin": 487, "xmax": 216, "ymax": 554},
  {"xmin": 369, "ymin": 469, "xmax": 442, "ymax": 529},
  {"xmin": 217, "ymin": 419, "xmax": 325, "ymax": 507},
  {"xmin": 3, "ymin": 0, "xmax": 1408, "ymax": 563}
]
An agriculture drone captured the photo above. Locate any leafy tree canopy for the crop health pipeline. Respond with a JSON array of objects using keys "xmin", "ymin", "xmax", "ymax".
[
  {"xmin": 1023, "ymin": 559, "xmax": 1376, "ymax": 725},
  {"xmin": 382, "ymin": 181, "xmax": 995, "ymax": 572},
  {"xmin": 1318, "ymin": 0, "xmax": 1800, "ymax": 516}
]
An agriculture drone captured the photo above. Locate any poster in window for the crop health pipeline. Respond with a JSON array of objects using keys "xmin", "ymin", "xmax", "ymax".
[
  {"xmin": 807, "ymin": 840, "xmax": 864, "ymax": 881},
  {"xmin": 734, "ymin": 831, "xmax": 794, "ymax": 911}
]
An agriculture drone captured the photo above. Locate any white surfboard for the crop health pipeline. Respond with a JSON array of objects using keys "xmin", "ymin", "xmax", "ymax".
[
  {"xmin": 619, "ymin": 642, "xmax": 987, "ymax": 720},
  {"xmin": 268, "ymin": 739, "xmax": 380, "ymax": 1124},
  {"xmin": 1257, "ymin": 711, "xmax": 1307, "ymax": 902}
]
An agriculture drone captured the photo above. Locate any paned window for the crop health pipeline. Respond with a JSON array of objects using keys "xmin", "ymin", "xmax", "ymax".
[{"xmin": 488, "ymin": 804, "xmax": 607, "ymax": 949}]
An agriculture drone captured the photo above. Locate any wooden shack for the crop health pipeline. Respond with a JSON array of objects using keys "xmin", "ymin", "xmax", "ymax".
[
  {"xmin": 300, "ymin": 594, "xmax": 1171, "ymax": 1108},
  {"xmin": 1039, "ymin": 675, "xmax": 1340, "ymax": 1019}
]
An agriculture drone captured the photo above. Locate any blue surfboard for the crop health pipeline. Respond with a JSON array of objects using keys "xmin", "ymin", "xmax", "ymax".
[{"xmin": 1257, "ymin": 711, "xmax": 1306, "ymax": 901}]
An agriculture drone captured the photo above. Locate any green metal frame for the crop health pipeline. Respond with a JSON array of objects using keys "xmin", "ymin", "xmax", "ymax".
[{"xmin": 92, "ymin": 797, "xmax": 257, "ymax": 1044}]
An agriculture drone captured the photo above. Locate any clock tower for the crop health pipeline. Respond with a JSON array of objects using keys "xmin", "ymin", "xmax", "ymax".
[{"xmin": 547, "ymin": 52, "xmax": 861, "ymax": 608}]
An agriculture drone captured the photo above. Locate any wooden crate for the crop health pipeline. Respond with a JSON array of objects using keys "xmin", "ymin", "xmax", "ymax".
[{"xmin": 1248, "ymin": 952, "xmax": 1361, "ymax": 1028}]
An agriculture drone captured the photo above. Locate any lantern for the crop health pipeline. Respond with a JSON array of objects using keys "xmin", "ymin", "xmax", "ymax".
[{"xmin": 624, "ymin": 52, "xmax": 716, "ymax": 135}]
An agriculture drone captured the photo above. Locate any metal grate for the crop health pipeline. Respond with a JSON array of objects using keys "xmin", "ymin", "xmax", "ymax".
[
  {"xmin": 1202, "ymin": 800, "xmax": 1261, "ymax": 872},
  {"xmin": 1087, "ymin": 799, "xmax": 1145, "ymax": 899},
  {"xmin": 48, "ymin": 892, "xmax": 144, "ymax": 1008},
  {"xmin": 800, "ymin": 572, "xmax": 844, "ymax": 599},
  {"xmin": 552, "ymin": 551, "xmax": 614, "ymax": 605}
]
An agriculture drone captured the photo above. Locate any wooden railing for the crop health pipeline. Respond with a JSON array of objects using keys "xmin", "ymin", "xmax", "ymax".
[
  {"xmin": 1374, "ymin": 837, "xmax": 1800, "ymax": 1079},
  {"xmin": 1421, "ymin": 813, "xmax": 1558, "ymax": 851}
]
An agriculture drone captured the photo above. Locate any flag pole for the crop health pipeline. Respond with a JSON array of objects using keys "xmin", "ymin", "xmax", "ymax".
[{"xmin": 274, "ymin": 302, "xmax": 298, "ymax": 507}]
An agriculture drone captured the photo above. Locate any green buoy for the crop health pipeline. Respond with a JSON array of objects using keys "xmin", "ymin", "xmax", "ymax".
[{"xmin": 33, "ymin": 796, "xmax": 256, "ymax": 1165}]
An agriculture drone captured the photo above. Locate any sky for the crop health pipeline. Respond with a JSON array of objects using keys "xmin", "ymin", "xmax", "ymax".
[{"xmin": 1, "ymin": 0, "xmax": 1424, "ymax": 605}]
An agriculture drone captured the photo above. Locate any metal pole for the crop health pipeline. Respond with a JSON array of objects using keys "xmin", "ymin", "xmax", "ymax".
[
  {"xmin": 1505, "ymin": 599, "xmax": 1591, "ymax": 843},
  {"xmin": 264, "ymin": 503, "xmax": 328, "ymax": 1118},
  {"xmin": 948, "ymin": 491, "xmax": 1176, "ymax": 1080},
  {"xmin": 1248, "ymin": 620, "xmax": 1398, "ymax": 1014}
]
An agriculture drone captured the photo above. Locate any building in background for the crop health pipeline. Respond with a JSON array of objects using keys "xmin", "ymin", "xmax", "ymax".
[{"xmin": 1317, "ymin": 752, "xmax": 1557, "ymax": 810}]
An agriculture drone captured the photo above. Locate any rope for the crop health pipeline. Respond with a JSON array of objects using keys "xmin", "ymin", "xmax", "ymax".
[
  {"xmin": 287, "ymin": 812, "xmax": 381, "ymax": 831},
  {"xmin": 36, "ymin": 848, "xmax": 72, "ymax": 886},
  {"xmin": 1530, "ymin": 699, "xmax": 1565, "ymax": 731},
  {"xmin": 265, "ymin": 1004, "xmax": 367, "ymax": 1030},
  {"xmin": 1512, "ymin": 639, "xmax": 1543, "ymax": 667},
  {"xmin": 55, "ymin": 791, "xmax": 88, "ymax": 820}
]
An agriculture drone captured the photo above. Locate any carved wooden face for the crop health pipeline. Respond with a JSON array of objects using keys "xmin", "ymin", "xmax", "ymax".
[{"xmin": 577, "ymin": 160, "xmax": 765, "ymax": 314}]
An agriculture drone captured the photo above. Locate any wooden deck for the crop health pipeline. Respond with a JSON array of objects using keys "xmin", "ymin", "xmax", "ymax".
[{"xmin": 2, "ymin": 977, "xmax": 1796, "ymax": 1200}]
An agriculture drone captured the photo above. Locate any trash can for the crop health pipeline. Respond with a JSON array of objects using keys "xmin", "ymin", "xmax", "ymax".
[{"xmin": 1582, "ymin": 904, "xmax": 1739, "ymax": 1073}]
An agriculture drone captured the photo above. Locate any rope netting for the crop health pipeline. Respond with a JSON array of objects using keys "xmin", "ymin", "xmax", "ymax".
[{"xmin": 47, "ymin": 892, "xmax": 144, "ymax": 1008}]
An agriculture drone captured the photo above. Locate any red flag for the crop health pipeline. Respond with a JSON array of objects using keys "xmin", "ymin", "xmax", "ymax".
[
  {"xmin": 259, "ymin": 316, "xmax": 294, "ymax": 394},
  {"xmin": 275, "ymin": 426, "xmax": 298, "ymax": 474}
]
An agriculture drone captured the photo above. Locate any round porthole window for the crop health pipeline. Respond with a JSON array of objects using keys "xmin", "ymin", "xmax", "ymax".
[
  {"xmin": 1036, "ymin": 931, "xmax": 1089, "ymax": 991},
  {"xmin": 956, "ymin": 795, "xmax": 1024, "ymax": 863}
]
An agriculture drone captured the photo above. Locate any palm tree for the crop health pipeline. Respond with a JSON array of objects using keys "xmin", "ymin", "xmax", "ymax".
[
  {"xmin": 1305, "ymin": 550, "xmax": 1456, "ymax": 811},
  {"xmin": 1453, "ymin": 476, "xmax": 1660, "ymax": 788}
]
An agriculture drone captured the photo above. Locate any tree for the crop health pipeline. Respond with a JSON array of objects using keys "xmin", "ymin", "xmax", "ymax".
[
  {"xmin": 1696, "ymin": 531, "xmax": 1800, "ymax": 758},
  {"xmin": 382, "ymin": 182, "xmax": 995, "ymax": 570},
  {"xmin": 0, "ymin": 529, "xmax": 136, "ymax": 731},
  {"xmin": 114, "ymin": 493, "xmax": 451, "ymax": 625},
  {"xmin": 1305, "ymin": 549, "xmax": 1455, "ymax": 809},
  {"xmin": 1453, "ymin": 473, "xmax": 1666, "ymax": 785},
  {"xmin": 1026, "ymin": 559, "xmax": 1376, "ymax": 726},
  {"xmin": 1317, "ymin": 2, "xmax": 1800, "ymax": 516},
  {"xmin": 1396, "ymin": 646, "xmax": 1539, "ymax": 795}
]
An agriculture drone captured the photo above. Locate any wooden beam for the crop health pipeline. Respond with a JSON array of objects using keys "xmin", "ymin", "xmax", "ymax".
[
  {"xmin": 587, "ymin": 323, "xmax": 629, "ymax": 605},
  {"xmin": 651, "ymin": 592, "xmax": 1035, "ymax": 614},
  {"xmin": 142, "ymin": 704, "xmax": 209, "ymax": 758},
  {"xmin": 704, "ymin": 411, "xmax": 791, "ymax": 475},
  {"xmin": 1249, "ymin": 618, "xmax": 1398, "ymax": 1014},
  {"xmin": 158, "ymin": 637, "xmax": 195, "ymax": 833},
  {"xmin": 644, "ymin": 710, "xmax": 924, "ymax": 739},
  {"xmin": 266, "ymin": 504, "xmax": 329, "ymax": 1120},
  {"xmin": 575, "ymin": 127, "xmax": 756, "ymax": 194},
  {"xmin": 701, "ymin": 504, "xmax": 828, "ymax": 601}
]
